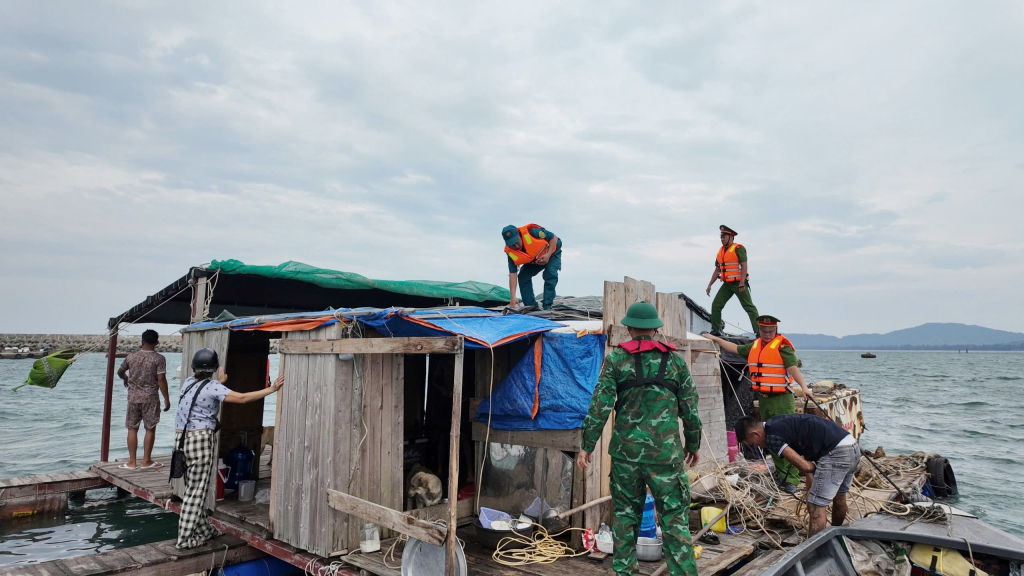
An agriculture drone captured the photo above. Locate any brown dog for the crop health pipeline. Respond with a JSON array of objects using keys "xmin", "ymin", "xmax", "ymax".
[
  {"xmin": 260, "ymin": 426, "xmax": 275, "ymax": 466},
  {"xmin": 406, "ymin": 464, "xmax": 443, "ymax": 509}
]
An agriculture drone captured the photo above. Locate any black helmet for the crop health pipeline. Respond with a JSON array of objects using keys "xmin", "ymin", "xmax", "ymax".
[{"xmin": 191, "ymin": 347, "xmax": 219, "ymax": 371}]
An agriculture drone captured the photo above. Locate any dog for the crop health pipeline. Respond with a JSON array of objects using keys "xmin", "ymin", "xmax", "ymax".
[
  {"xmin": 260, "ymin": 426, "xmax": 275, "ymax": 467},
  {"xmin": 406, "ymin": 464, "xmax": 443, "ymax": 509}
]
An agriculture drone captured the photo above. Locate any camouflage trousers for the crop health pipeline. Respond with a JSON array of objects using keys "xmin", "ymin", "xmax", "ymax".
[{"xmin": 610, "ymin": 459, "xmax": 697, "ymax": 576}]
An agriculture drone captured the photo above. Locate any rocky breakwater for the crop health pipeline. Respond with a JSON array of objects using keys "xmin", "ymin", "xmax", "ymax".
[{"xmin": 0, "ymin": 334, "xmax": 184, "ymax": 359}]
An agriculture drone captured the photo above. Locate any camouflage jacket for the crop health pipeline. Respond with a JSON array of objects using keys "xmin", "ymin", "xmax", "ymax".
[{"xmin": 580, "ymin": 336, "xmax": 702, "ymax": 464}]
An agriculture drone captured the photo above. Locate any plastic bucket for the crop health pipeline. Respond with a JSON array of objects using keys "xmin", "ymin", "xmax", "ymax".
[
  {"xmin": 701, "ymin": 506, "xmax": 727, "ymax": 533},
  {"xmin": 238, "ymin": 479, "xmax": 256, "ymax": 502}
]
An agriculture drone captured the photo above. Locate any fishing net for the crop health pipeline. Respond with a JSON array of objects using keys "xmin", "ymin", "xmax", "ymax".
[{"xmin": 13, "ymin": 349, "xmax": 78, "ymax": 391}]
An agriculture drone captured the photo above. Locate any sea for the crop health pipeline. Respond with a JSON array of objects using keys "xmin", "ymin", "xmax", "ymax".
[{"xmin": 1, "ymin": 350, "xmax": 1022, "ymax": 566}]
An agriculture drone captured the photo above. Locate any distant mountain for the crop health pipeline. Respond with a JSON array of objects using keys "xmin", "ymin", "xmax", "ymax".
[{"xmin": 788, "ymin": 323, "xmax": 1024, "ymax": 350}]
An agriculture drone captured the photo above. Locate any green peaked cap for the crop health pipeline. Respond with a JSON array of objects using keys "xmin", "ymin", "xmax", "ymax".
[{"xmin": 621, "ymin": 301, "xmax": 664, "ymax": 329}]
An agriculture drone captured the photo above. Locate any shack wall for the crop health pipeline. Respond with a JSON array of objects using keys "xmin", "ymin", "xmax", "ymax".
[{"xmin": 273, "ymin": 326, "xmax": 405, "ymax": 557}]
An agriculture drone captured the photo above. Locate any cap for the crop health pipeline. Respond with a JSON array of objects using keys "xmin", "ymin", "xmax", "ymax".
[
  {"xmin": 502, "ymin": 225, "xmax": 519, "ymax": 247},
  {"xmin": 621, "ymin": 301, "xmax": 664, "ymax": 329},
  {"xmin": 719, "ymin": 225, "xmax": 738, "ymax": 236},
  {"xmin": 756, "ymin": 315, "xmax": 780, "ymax": 327}
]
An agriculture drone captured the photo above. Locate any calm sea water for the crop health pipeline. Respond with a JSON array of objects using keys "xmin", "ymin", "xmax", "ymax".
[
  {"xmin": 0, "ymin": 353, "xmax": 279, "ymax": 568},
  {"xmin": 1, "ymin": 350, "xmax": 1021, "ymax": 566}
]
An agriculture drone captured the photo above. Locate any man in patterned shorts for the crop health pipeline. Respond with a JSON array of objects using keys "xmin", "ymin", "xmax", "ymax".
[{"xmin": 117, "ymin": 330, "xmax": 170, "ymax": 469}]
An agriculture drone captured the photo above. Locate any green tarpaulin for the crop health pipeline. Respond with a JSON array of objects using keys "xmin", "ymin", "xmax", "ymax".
[
  {"xmin": 14, "ymin": 349, "xmax": 77, "ymax": 391},
  {"xmin": 209, "ymin": 259, "xmax": 511, "ymax": 303}
]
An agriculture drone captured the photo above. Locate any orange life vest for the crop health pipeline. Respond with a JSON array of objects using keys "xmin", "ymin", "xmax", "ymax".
[
  {"xmin": 747, "ymin": 335, "xmax": 794, "ymax": 394},
  {"xmin": 716, "ymin": 243, "xmax": 745, "ymax": 283},
  {"xmin": 504, "ymin": 223, "xmax": 549, "ymax": 266}
]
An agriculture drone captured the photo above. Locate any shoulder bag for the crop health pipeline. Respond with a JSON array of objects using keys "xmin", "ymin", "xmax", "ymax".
[{"xmin": 169, "ymin": 378, "xmax": 211, "ymax": 480}]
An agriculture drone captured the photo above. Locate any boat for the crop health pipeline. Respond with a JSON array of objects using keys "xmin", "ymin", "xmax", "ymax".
[
  {"xmin": 761, "ymin": 503, "xmax": 1024, "ymax": 575},
  {"xmin": 861, "ymin": 352, "xmax": 876, "ymax": 358}
]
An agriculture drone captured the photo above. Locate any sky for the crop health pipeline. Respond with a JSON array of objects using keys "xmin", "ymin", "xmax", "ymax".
[{"xmin": 1, "ymin": 1, "xmax": 1022, "ymax": 336}]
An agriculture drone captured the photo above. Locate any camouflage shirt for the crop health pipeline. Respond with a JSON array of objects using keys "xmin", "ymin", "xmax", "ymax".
[{"xmin": 581, "ymin": 336, "xmax": 702, "ymax": 464}]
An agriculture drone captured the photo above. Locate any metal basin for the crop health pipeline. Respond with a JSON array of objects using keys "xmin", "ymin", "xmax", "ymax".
[{"xmin": 401, "ymin": 537, "xmax": 468, "ymax": 576}]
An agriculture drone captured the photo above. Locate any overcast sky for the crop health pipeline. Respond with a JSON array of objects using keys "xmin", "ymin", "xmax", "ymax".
[{"xmin": 1, "ymin": 1, "xmax": 1022, "ymax": 336}]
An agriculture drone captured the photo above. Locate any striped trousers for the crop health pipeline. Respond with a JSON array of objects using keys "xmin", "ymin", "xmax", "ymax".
[{"xmin": 175, "ymin": 429, "xmax": 219, "ymax": 549}]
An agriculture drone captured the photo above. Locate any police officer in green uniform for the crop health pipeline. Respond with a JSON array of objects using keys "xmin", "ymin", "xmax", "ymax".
[
  {"xmin": 706, "ymin": 225, "xmax": 759, "ymax": 334},
  {"xmin": 704, "ymin": 316, "xmax": 813, "ymax": 493},
  {"xmin": 578, "ymin": 302, "xmax": 701, "ymax": 576}
]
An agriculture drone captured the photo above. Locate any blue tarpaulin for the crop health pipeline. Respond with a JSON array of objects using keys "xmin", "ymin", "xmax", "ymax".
[
  {"xmin": 357, "ymin": 307, "xmax": 560, "ymax": 349},
  {"xmin": 184, "ymin": 307, "xmax": 559, "ymax": 349},
  {"xmin": 475, "ymin": 331, "xmax": 607, "ymax": 430}
]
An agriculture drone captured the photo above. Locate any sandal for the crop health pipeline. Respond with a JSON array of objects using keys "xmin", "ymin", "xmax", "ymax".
[
  {"xmin": 141, "ymin": 462, "xmax": 164, "ymax": 469},
  {"xmin": 118, "ymin": 463, "xmax": 139, "ymax": 470}
]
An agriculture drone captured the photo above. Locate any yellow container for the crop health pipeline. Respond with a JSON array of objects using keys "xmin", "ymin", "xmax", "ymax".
[{"xmin": 701, "ymin": 506, "xmax": 727, "ymax": 533}]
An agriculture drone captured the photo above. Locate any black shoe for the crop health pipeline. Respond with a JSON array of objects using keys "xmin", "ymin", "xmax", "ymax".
[
  {"xmin": 700, "ymin": 531, "xmax": 720, "ymax": 545},
  {"xmin": 710, "ymin": 330, "xmax": 723, "ymax": 337},
  {"xmin": 778, "ymin": 482, "xmax": 798, "ymax": 495}
]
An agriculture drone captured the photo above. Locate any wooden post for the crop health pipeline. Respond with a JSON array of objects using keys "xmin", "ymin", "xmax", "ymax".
[
  {"xmin": 99, "ymin": 330, "xmax": 118, "ymax": 462},
  {"xmin": 445, "ymin": 338, "xmax": 465, "ymax": 576},
  {"xmin": 190, "ymin": 275, "xmax": 209, "ymax": 323}
]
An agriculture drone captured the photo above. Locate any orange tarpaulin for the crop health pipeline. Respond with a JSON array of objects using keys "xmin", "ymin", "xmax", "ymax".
[{"xmin": 238, "ymin": 317, "xmax": 336, "ymax": 332}]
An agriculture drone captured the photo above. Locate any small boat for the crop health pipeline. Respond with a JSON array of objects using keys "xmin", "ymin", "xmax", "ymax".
[
  {"xmin": 861, "ymin": 352, "xmax": 876, "ymax": 358},
  {"xmin": 762, "ymin": 504, "xmax": 1024, "ymax": 575}
]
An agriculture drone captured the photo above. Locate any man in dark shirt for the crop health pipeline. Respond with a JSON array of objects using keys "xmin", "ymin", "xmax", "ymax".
[{"xmin": 735, "ymin": 414, "xmax": 861, "ymax": 535}]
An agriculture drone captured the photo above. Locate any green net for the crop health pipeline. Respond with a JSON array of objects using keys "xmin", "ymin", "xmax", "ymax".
[
  {"xmin": 13, "ymin": 349, "xmax": 77, "ymax": 391},
  {"xmin": 209, "ymin": 259, "xmax": 511, "ymax": 303}
]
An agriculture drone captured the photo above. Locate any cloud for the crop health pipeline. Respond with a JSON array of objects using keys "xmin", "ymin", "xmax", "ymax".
[{"xmin": 0, "ymin": 0, "xmax": 1022, "ymax": 335}]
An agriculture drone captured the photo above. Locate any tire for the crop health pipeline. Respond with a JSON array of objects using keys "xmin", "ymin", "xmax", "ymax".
[{"xmin": 927, "ymin": 456, "xmax": 958, "ymax": 498}]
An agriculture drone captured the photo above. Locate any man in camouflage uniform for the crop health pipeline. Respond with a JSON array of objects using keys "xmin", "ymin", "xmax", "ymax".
[{"xmin": 577, "ymin": 301, "xmax": 702, "ymax": 576}]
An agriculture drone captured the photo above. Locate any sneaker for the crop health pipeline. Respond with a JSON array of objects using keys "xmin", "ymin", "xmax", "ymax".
[{"xmin": 700, "ymin": 531, "xmax": 720, "ymax": 545}]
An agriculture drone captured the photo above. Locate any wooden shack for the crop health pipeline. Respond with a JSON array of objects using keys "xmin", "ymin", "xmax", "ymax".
[{"xmin": 173, "ymin": 276, "xmax": 728, "ymax": 575}]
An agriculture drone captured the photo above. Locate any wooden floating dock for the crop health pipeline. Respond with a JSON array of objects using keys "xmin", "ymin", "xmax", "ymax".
[
  {"xmin": 88, "ymin": 452, "xmax": 340, "ymax": 574},
  {"xmin": 0, "ymin": 535, "xmax": 263, "ymax": 576},
  {"xmin": 0, "ymin": 471, "xmax": 109, "ymax": 520}
]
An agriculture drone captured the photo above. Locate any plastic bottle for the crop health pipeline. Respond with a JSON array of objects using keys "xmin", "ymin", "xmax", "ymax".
[
  {"xmin": 360, "ymin": 523, "xmax": 380, "ymax": 553},
  {"xmin": 639, "ymin": 493, "xmax": 657, "ymax": 538}
]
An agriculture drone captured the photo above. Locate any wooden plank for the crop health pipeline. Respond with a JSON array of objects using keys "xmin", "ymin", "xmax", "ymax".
[
  {"xmin": 445, "ymin": 343, "xmax": 465, "ymax": 576},
  {"xmin": 326, "ymin": 489, "xmax": 446, "ymax": 547},
  {"xmin": 696, "ymin": 544, "xmax": 754, "ymax": 575},
  {"xmin": 348, "ymin": 354, "xmax": 367, "ymax": 548},
  {"xmin": 391, "ymin": 354, "xmax": 405, "ymax": 517},
  {"xmin": 731, "ymin": 549, "xmax": 786, "ymax": 576},
  {"xmin": 331, "ymin": 352, "xmax": 354, "ymax": 553},
  {"xmin": 302, "ymin": 327, "xmax": 325, "ymax": 553},
  {"xmin": 366, "ymin": 353, "xmax": 384, "ymax": 530},
  {"xmin": 282, "ymin": 337, "xmax": 463, "ymax": 355},
  {"xmin": 471, "ymin": 422, "xmax": 582, "ymax": 452},
  {"xmin": 268, "ymin": 344, "xmax": 284, "ymax": 532},
  {"xmin": 380, "ymin": 352, "xmax": 394, "ymax": 538},
  {"xmin": 287, "ymin": 330, "xmax": 311, "ymax": 548}
]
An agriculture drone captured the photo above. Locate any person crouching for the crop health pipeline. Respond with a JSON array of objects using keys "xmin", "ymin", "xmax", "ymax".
[
  {"xmin": 734, "ymin": 414, "xmax": 860, "ymax": 536},
  {"xmin": 174, "ymin": 348, "xmax": 284, "ymax": 549}
]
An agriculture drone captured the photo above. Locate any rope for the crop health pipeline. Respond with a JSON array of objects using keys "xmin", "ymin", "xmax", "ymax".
[{"xmin": 491, "ymin": 520, "xmax": 591, "ymax": 566}]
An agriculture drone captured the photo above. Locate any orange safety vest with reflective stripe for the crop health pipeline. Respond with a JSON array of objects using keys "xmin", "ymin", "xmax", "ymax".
[
  {"xmin": 504, "ymin": 223, "xmax": 549, "ymax": 266},
  {"xmin": 747, "ymin": 335, "xmax": 794, "ymax": 394},
  {"xmin": 716, "ymin": 243, "xmax": 745, "ymax": 283}
]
